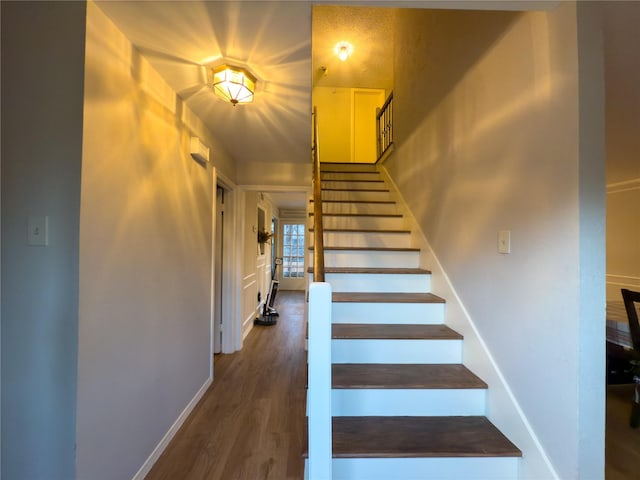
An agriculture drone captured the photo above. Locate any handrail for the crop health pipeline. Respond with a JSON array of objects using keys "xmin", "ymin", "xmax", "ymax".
[
  {"xmin": 376, "ymin": 91, "xmax": 393, "ymax": 162},
  {"xmin": 312, "ymin": 106, "xmax": 325, "ymax": 282}
]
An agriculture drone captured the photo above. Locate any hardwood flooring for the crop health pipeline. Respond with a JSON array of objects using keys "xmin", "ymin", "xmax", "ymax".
[
  {"xmin": 144, "ymin": 291, "xmax": 639, "ymax": 479},
  {"xmin": 606, "ymin": 384, "xmax": 640, "ymax": 480},
  {"xmin": 145, "ymin": 290, "xmax": 307, "ymax": 480}
]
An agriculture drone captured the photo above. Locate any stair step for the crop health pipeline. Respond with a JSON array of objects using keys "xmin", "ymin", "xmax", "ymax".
[
  {"xmin": 309, "ymin": 210, "xmax": 405, "ymax": 229},
  {"xmin": 309, "ymin": 267, "xmax": 432, "ymax": 293},
  {"xmin": 320, "ymin": 172, "xmax": 380, "ymax": 182},
  {"xmin": 330, "ymin": 416, "xmax": 521, "ymax": 458},
  {"xmin": 332, "ymin": 323, "xmax": 460, "ymax": 340},
  {"xmin": 310, "ymin": 229, "xmax": 412, "ymax": 249},
  {"xmin": 311, "ymin": 199, "xmax": 396, "ymax": 204},
  {"xmin": 310, "ymin": 246, "xmax": 419, "ymax": 252},
  {"xmin": 322, "ymin": 184, "xmax": 388, "ymax": 193},
  {"xmin": 310, "ymin": 247, "xmax": 420, "ymax": 269},
  {"xmin": 332, "ymin": 364, "xmax": 486, "ymax": 389},
  {"xmin": 310, "ymin": 212, "xmax": 402, "ymax": 218},
  {"xmin": 329, "ymin": 364, "xmax": 486, "ymax": 415},
  {"xmin": 310, "ymin": 267, "xmax": 430, "ymax": 275},
  {"xmin": 320, "ymin": 163, "xmax": 378, "ymax": 173},
  {"xmin": 332, "ymin": 292, "xmax": 445, "ymax": 303},
  {"xmin": 331, "ymin": 293, "xmax": 446, "ymax": 324},
  {"xmin": 321, "ymin": 190, "xmax": 393, "ymax": 202}
]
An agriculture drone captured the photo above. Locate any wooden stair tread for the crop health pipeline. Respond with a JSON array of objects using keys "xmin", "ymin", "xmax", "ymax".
[
  {"xmin": 309, "ymin": 212, "xmax": 402, "ymax": 218},
  {"xmin": 322, "ymin": 187, "xmax": 390, "ymax": 192},
  {"xmin": 322, "ymin": 178, "xmax": 385, "ymax": 183},
  {"xmin": 310, "ymin": 199, "xmax": 396, "ymax": 204},
  {"xmin": 309, "ymin": 228, "xmax": 410, "ymax": 234},
  {"xmin": 332, "ymin": 364, "xmax": 487, "ymax": 389},
  {"xmin": 332, "ymin": 292, "xmax": 445, "ymax": 303},
  {"xmin": 320, "ymin": 169, "xmax": 378, "ymax": 174},
  {"xmin": 332, "ymin": 323, "xmax": 461, "ymax": 340},
  {"xmin": 308, "ymin": 267, "xmax": 430, "ymax": 275},
  {"xmin": 328, "ymin": 416, "xmax": 522, "ymax": 458},
  {"xmin": 309, "ymin": 246, "xmax": 419, "ymax": 252}
]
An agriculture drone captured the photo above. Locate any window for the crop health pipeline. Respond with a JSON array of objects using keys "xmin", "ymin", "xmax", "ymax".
[{"xmin": 282, "ymin": 223, "xmax": 305, "ymax": 278}]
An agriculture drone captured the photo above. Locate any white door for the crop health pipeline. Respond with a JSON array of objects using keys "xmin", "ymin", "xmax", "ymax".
[
  {"xmin": 280, "ymin": 222, "xmax": 306, "ymax": 290},
  {"xmin": 352, "ymin": 88, "xmax": 385, "ymax": 163},
  {"xmin": 213, "ymin": 186, "xmax": 224, "ymax": 354}
]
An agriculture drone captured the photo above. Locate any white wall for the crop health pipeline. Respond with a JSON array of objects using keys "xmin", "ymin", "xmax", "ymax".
[
  {"xmin": 603, "ymin": 1, "xmax": 640, "ymax": 301},
  {"xmin": 76, "ymin": 3, "xmax": 234, "ymax": 479},
  {"xmin": 385, "ymin": 3, "xmax": 604, "ymax": 478},
  {"xmin": 1, "ymin": 2, "xmax": 87, "ymax": 479}
]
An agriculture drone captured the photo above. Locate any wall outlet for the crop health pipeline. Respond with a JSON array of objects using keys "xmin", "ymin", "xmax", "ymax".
[{"xmin": 498, "ymin": 230, "xmax": 511, "ymax": 254}]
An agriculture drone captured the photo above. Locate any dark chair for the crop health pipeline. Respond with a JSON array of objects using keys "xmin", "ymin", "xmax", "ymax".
[{"xmin": 621, "ymin": 288, "xmax": 640, "ymax": 428}]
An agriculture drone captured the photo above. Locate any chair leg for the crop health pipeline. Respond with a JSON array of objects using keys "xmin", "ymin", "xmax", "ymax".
[{"xmin": 631, "ymin": 375, "xmax": 640, "ymax": 429}]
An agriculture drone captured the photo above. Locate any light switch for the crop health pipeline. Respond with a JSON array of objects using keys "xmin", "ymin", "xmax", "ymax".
[
  {"xmin": 498, "ymin": 230, "xmax": 511, "ymax": 254},
  {"xmin": 28, "ymin": 216, "xmax": 49, "ymax": 246}
]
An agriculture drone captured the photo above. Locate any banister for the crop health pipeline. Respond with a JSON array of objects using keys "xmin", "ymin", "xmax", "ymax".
[
  {"xmin": 312, "ymin": 106, "xmax": 325, "ymax": 282},
  {"xmin": 376, "ymin": 91, "xmax": 393, "ymax": 162}
]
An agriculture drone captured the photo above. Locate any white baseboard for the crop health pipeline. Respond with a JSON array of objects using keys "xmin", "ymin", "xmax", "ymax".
[{"xmin": 131, "ymin": 377, "xmax": 213, "ymax": 480}]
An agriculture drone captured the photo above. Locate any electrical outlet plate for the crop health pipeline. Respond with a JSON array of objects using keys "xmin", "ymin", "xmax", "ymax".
[{"xmin": 498, "ymin": 230, "xmax": 511, "ymax": 254}]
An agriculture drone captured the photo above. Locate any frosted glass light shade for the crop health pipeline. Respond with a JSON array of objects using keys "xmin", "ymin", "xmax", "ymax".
[{"xmin": 212, "ymin": 65, "xmax": 256, "ymax": 105}]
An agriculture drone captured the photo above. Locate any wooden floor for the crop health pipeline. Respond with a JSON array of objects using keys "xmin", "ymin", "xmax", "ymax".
[
  {"xmin": 606, "ymin": 384, "xmax": 640, "ymax": 479},
  {"xmin": 146, "ymin": 290, "xmax": 307, "ymax": 480},
  {"xmin": 144, "ymin": 291, "xmax": 640, "ymax": 479}
]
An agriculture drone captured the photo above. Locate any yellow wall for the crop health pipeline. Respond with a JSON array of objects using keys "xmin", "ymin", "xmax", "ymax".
[{"xmin": 313, "ymin": 86, "xmax": 384, "ymax": 163}]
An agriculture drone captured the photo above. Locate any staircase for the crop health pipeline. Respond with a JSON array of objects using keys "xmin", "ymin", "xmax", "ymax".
[{"xmin": 305, "ymin": 163, "xmax": 521, "ymax": 479}]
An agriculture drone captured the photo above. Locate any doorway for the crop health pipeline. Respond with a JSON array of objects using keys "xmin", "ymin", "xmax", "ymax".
[
  {"xmin": 279, "ymin": 221, "xmax": 306, "ymax": 291},
  {"xmin": 212, "ymin": 171, "xmax": 239, "ymax": 358}
]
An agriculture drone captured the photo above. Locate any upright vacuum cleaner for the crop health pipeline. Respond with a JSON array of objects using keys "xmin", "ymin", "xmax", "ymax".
[{"xmin": 254, "ymin": 258, "xmax": 281, "ymax": 326}]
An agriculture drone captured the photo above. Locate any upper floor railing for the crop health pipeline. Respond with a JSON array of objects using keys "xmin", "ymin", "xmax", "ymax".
[{"xmin": 376, "ymin": 92, "xmax": 394, "ymax": 162}]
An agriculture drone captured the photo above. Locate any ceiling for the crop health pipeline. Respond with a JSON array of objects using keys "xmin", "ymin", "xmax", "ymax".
[
  {"xmin": 95, "ymin": 1, "xmax": 399, "ymax": 210},
  {"xmin": 95, "ymin": 1, "xmax": 638, "ymax": 209}
]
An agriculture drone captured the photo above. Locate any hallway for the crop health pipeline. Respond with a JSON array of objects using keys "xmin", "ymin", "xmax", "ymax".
[{"xmin": 146, "ymin": 291, "xmax": 307, "ymax": 480}]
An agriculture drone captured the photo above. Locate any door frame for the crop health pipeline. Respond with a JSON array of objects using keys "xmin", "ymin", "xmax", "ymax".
[{"xmin": 211, "ymin": 168, "xmax": 241, "ymax": 372}]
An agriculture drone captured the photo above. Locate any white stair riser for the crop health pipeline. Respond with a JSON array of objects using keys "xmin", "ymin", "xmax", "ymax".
[
  {"xmin": 320, "ymin": 164, "xmax": 377, "ymax": 173},
  {"xmin": 317, "ymin": 250, "xmax": 420, "ymax": 268},
  {"xmin": 331, "ymin": 339, "xmax": 461, "ymax": 363},
  {"xmin": 310, "ymin": 231, "xmax": 411, "ymax": 249},
  {"xmin": 312, "ymin": 215, "xmax": 405, "ymax": 231},
  {"xmin": 322, "ymin": 172, "xmax": 382, "ymax": 181},
  {"xmin": 304, "ymin": 457, "xmax": 519, "ymax": 480},
  {"xmin": 331, "ymin": 389, "xmax": 486, "ymax": 416},
  {"xmin": 309, "ymin": 273, "xmax": 430, "ymax": 293},
  {"xmin": 322, "ymin": 190, "xmax": 392, "ymax": 202},
  {"xmin": 322, "ymin": 181, "xmax": 388, "ymax": 190},
  {"xmin": 332, "ymin": 302, "xmax": 445, "ymax": 324},
  {"xmin": 319, "ymin": 202, "xmax": 398, "ymax": 215}
]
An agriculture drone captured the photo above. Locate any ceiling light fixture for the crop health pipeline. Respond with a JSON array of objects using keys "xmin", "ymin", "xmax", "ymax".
[
  {"xmin": 212, "ymin": 64, "xmax": 256, "ymax": 106},
  {"xmin": 334, "ymin": 41, "xmax": 353, "ymax": 62}
]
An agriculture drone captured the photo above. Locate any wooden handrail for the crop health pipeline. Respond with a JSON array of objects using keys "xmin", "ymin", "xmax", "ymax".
[{"xmin": 312, "ymin": 106, "xmax": 325, "ymax": 282}]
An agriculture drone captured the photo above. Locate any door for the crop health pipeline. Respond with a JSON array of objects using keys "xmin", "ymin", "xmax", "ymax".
[
  {"xmin": 352, "ymin": 88, "xmax": 385, "ymax": 163},
  {"xmin": 280, "ymin": 222, "xmax": 306, "ymax": 290},
  {"xmin": 214, "ymin": 185, "xmax": 224, "ymax": 354}
]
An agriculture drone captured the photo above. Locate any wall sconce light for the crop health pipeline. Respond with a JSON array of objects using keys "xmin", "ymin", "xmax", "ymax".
[
  {"xmin": 334, "ymin": 41, "xmax": 353, "ymax": 62},
  {"xmin": 212, "ymin": 64, "xmax": 257, "ymax": 106}
]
